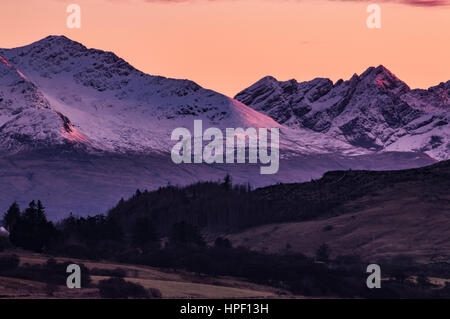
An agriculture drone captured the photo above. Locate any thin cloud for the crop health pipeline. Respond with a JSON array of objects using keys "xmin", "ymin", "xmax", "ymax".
[
  {"xmin": 138, "ymin": 0, "xmax": 450, "ymax": 7},
  {"xmin": 331, "ymin": 0, "xmax": 450, "ymax": 7}
]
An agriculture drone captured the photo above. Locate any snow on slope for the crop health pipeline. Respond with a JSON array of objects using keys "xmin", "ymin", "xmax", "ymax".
[
  {"xmin": 235, "ymin": 66, "xmax": 450, "ymax": 160},
  {"xmin": 0, "ymin": 36, "xmax": 364, "ymax": 156},
  {"xmin": 0, "ymin": 53, "xmax": 75, "ymax": 152}
]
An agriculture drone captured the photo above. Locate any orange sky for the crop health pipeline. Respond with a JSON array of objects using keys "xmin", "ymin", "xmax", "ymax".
[{"xmin": 0, "ymin": 0, "xmax": 449, "ymax": 96}]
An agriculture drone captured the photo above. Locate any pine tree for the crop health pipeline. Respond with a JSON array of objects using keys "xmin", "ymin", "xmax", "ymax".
[
  {"xmin": 223, "ymin": 174, "xmax": 232, "ymax": 191},
  {"xmin": 23, "ymin": 200, "xmax": 37, "ymax": 222},
  {"xmin": 9, "ymin": 200, "xmax": 57, "ymax": 252},
  {"xmin": 36, "ymin": 200, "xmax": 47, "ymax": 223},
  {"xmin": 3, "ymin": 202, "xmax": 21, "ymax": 232}
]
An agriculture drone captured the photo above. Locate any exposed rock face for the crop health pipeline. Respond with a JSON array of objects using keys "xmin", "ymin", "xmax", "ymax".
[{"xmin": 236, "ymin": 65, "xmax": 449, "ymax": 160}]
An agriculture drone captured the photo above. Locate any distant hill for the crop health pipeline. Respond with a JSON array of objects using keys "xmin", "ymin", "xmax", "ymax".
[
  {"xmin": 108, "ymin": 160, "xmax": 450, "ymax": 262},
  {"xmin": 253, "ymin": 158, "xmax": 450, "ymax": 222},
  {"xmin": 226, "ymin": 160, "xmax": 450, "ymax": 261}
]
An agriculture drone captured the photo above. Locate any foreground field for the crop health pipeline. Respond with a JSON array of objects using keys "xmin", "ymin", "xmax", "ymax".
[{"xmin": 0, "ymin": 250, "xmax": 290, "ymax": 299}]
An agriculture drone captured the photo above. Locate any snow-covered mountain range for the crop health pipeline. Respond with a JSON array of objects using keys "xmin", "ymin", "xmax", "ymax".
[
  {"xmin": 0, "ymin": 36, "xmax": 442, "ymax": 218},
  {"xmin": 235, "ymin": 66, "xmax": 449, "ymax": 161}
]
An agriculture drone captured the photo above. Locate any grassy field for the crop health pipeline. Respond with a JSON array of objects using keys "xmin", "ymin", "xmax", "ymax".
[{"xmin": 0, "ymin": 250, "xmax": 290, "ymax": 299}]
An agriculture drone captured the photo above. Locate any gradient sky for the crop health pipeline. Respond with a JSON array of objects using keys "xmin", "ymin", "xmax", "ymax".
[{"xmin": 0, "ymin": 0, "xmax": 449, "ymax": 96}]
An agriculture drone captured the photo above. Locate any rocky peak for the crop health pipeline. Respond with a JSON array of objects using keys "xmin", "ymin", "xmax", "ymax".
[{"xmin": 357, "ymin": 65, "xmax": 410, "ymax": 95}]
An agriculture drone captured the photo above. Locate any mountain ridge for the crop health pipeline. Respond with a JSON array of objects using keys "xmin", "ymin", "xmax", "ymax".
[
  {"xmin": 235, "ymin": 65, "xmax": 449, "ymax": 160},
  {"xmin": 0, "ymin": 35, "xmax": 285, "ymax": 154}
]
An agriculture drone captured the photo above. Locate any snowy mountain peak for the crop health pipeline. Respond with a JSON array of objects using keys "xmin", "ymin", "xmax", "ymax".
[
  {"xmin": 31, "ymin": 34, "xmax": 85, "ymax": 48},
  {"xmin": 358, "ymin": 65, "xmax": 410, "ymax": 94},
  {"xmin": 360, "ymin": 65, "xmax": 393, "ymax": 78}
]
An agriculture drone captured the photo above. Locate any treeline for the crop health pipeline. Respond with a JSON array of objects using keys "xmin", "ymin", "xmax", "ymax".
[
  {"xmin": 3, "ymin": 201, "xmax": 58, "ymax": 252},
  {"xmin": 108, "ymin": 175, "xmax": 277, "ymax": 236}
]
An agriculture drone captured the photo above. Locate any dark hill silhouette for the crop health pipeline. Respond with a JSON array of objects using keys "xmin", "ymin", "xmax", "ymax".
[{"xmin": 107, "ymin": 160, "xmax": 450, "ymax": 238}]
